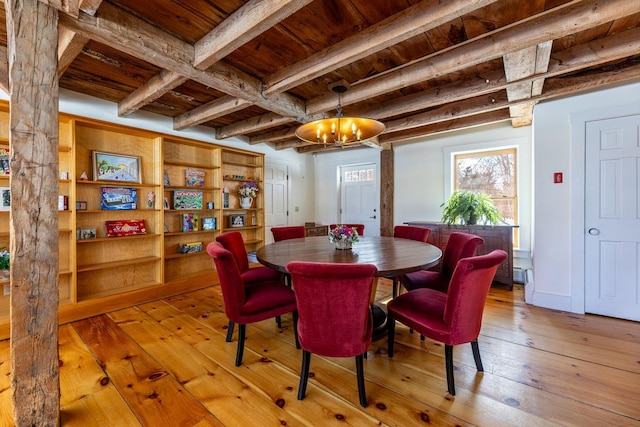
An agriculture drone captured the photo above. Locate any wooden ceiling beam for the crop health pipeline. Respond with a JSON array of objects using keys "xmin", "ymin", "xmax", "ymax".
[
  {"xmin": 118, "ymin": 71, "xmax": 188, "ymax": 117},
  {"xmin": 380, "ymin": 63, "xmax": 640, "ymax": 142},
  {"xmin": 173, "ymin": 96, "xmax": 251, "ymax": 130},
  {"xmin": 57, "ymin": 0, "xmax": 102, "ymax": 75},
  {"xmin": 380, "ymin": 110, "xmax": 512, "ymax": 144},
  {"xmin": 194, "ymin": 0, "xmax": 313, "ymax": 71},
  {"xmin": 262, "ymin": 0, "xmax": 500, "ymax": 96},
  {"xmin": 249, "ymin": 128, "xmax": 297, "ymax": 144},
  {"xmin": 306, "ymin": 0, "xmax": 640, "ymax": 114},
  {"xmin": 359, "ymin": 25, "xmax": 640, "ymax": 121},
  {"xmin": 122, "ymin": 0, "xmax": 310, "ymax": 119},
  {"xmin": 58, "ymin": 2, "xmax": 312, "ymax": 120},
  {"xmin": 58, "ymin": 27, "xmax": 89, "ymax": 75},
  {"xmin": 228, "ymin": 23, "xmax": 640, "ymax": 139},
  {"xmin": 503, "ymin": 41, "xmax": 552, "ymax": 126},
  {"xmin": 38, "ymin": 0, "xmax": 79, "ymax": 16},
  {"xmin": 215, "ymin": 113, "xmax": 295, "ymax": 140}
]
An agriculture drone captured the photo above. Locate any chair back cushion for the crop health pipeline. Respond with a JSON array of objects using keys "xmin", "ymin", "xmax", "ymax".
[
  {"xmin": 329, "ymin": 224, "xmax": 364, "ymax": 236},
  {"xmin": 393, "ymin": 225, "xmax": 431, "ymax": 242},
  {"xmin": 216, "ymin": 231, "xmax": 249, "ymax": 273},
  {"xmin": 441, "ymin": 232, "xmax": 484, "ymax": 277},
  {"xmin": 444, "ymin": 250, "xmax": 508, "ymax": 344},
  {"xmin": 287, "ymin": 261, "xmax": 377, "ymax": 357},
  {"xmin": 272, "ymin": 226, "xmax": 306, "ymax": 242},
  {"xmin": 206, "ymin": 242, "xmax": 246, "ymax": 321}
]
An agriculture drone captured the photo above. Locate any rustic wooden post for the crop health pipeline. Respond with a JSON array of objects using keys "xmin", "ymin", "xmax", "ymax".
[
  {"xmin": 6, "ymin": 1, "xmax": 60, "ymax": 425},
  {"xmin": 380, "ymin": 144, "xmax": 394, "ymax": 236}
]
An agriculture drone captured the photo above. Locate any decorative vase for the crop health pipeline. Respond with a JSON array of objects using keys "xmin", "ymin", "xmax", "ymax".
[
  {"xmin": 334, "ymin": 240, "xmax": 353, "ymax": 250},
  {"xmin": 239, "ymin": 197, "xmax": 253, "ymax": 209}
]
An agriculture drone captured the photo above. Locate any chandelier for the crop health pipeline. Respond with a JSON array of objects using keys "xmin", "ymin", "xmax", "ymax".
[{"xmin": 295, "ymin": 82, "xmax": 385, "ymax": 147}]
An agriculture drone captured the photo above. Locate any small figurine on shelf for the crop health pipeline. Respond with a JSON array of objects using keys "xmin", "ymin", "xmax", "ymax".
[
  {"xmin": 148, "ymin": 191, "xmax": 155, "ymax": 209},
  {"xmin": 80, "ymin": 170, "xmax": 88, "ymax": 180}
]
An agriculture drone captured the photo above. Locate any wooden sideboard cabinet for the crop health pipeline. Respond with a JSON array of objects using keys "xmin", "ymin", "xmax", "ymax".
[
  {"xmin": 405, "ymin": 221, "xmax": 515, "ymax": 290},
  {"xmin": 305, "ymin": 224, "xmax": 329, "ymax": 237}
]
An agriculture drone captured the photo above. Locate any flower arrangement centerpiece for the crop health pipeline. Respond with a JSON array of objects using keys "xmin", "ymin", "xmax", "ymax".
[
  {"xmin": 238, "ymin": 182, "xmax": 258, "ymax": 208},
  {"xmin": 328, "ymin": 224, "xmax": 359, "ymax": 250}
]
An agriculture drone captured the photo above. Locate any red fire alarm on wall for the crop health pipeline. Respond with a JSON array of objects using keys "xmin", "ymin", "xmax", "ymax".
[{"xmin": 554, "ymin": 172, "xmax": 563, "ymax": 184}]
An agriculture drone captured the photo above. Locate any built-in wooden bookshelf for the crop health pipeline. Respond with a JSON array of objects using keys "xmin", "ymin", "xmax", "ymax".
[
  {"xmin": 221, "ymin": 150, "xmax": 265, "ymax": 254},
  {"xmin": 0, "ymin": 102, "xmax": 265, "ymax": 338}
]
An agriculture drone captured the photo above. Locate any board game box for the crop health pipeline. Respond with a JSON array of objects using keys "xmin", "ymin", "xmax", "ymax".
[
  {"xmin": 105, "ymin": 219, "xmax": 146, "ymax": 237},
  {"xmin": 182, "ymin": 212, "xmax": 199, "ymax": 232},
  {"xmin": 173, "ymin": 190, "xmax": 203, "ymax": 209},
  {"xmin": 185, "ymin": 168, "xmax": 205, "ymax": 187},
  {"xmin": 201, "ymin": 217, "xmax": 216, "ymax": 230},
  {"xmin": 101, "ymin": 187, "xmax": 137, "ymax": 210}
]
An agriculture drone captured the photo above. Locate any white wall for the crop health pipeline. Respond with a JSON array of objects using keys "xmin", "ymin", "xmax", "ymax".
[{"xmin": 532, "ymin": 81, "xmax": 640, "ymax": 312}]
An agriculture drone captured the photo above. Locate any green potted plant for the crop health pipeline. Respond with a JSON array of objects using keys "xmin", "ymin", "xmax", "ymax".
[{"xmin": 441, "ymin": 190, "xmax": 502, "ymax": 225}]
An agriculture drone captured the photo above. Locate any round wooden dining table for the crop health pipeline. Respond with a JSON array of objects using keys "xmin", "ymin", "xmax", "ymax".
[
  {"xmin": 257, "ymin": 235, "xmax": 442, "ymax": 278},
  {"xmin": 257, "ymin": 235, "xmax": 442, "ymax": 339}
]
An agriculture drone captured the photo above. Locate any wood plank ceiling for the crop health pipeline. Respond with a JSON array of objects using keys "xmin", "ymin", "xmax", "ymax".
[{"xmin": 2, "ymin": 0, "xmax": 640, "ymax": 153}]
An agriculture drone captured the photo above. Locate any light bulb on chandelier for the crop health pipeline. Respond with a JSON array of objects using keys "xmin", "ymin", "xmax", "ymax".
[{"xmin": 295, "ymin": 81, "xmax": 385, "ymax": 147}]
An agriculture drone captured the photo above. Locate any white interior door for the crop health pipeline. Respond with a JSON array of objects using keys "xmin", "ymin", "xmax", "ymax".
[
  {"xmin": 339, "ymin": 163, "xmax": 379, "ymax": 236},
  {"xmin": 585, "ymin": 115, "xmax": 640, "ymax": 321},
  {"xmin": 264, "ymin": 162, "xmax": 288, "ymax": 244}
]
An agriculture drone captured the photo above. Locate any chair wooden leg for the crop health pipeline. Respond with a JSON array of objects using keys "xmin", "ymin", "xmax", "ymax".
[
  {"xmin": 226, "ymin": 321, "xmax": 235, "ymax": 342},
  {"xmin": 471, "ymin": 340, "xmax": 484, "ymax": 372},
  {"xmin": 298, "ymin": 350, "xmax": 311, "ymax": 400},
  {"xmin": 444, "ymin": 344, "xmax": 455, "ymax": 396},
  {"xmin": 276, "ymin": 315, "xmax": 282, "ymax": 328},
  {"xmin": 355, "ymin": 354, "xmax": 367, "ymax": 407},
  {"xmin": 235, "ymin": 324, "xmax": 246, "ymax": 367},
  {"xmin": 293, "ymin": 311, "xmax": 300, "ymax": 349},
  {"xmin": 387, "ymin": 318, "xmax": 396, "ymax": 357}
]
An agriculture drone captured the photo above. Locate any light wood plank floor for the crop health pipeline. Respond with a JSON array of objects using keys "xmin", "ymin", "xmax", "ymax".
[{"xmin": 1, "ymin": 280, "xmax": 639, "ymax": 426}]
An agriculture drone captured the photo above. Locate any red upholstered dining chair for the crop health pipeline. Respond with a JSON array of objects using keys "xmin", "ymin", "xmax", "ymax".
[
  {"xmin": 392, "ymin": 225, "xmax": 431, "ymax": 297},
  {"xmin": 216, "ymin": 231, "xmax": 281, "ymax": 285},
  {"xmin": 287, "ymin": 261, "xmax": 378, "ymax": 407},
  {"xmin": 271, "ymin": 226, "xmax": 306, "ymax": 242},
  {"xmin": 387, "ymin": 250, "xmax": 508, "ymax": 396},
  {"xmin": 400, "ymin": 232, "xmax": 483, "ymax": 294},
  {"xmin": 206, "ymin": 242, "xmax": 298, "ymax": 366},
  {"xmin": 216, "ymin": 231, "xmax": 285, "ymax": 328},
  {"xmin": 329, "ymin": 223, "xmax": 365, "ymax": 236}
]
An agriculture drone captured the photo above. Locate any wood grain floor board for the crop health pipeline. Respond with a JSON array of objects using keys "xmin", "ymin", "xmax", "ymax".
[{"xmin": 1, "ymin": 281, "xmax": 639, "ymax": 426}]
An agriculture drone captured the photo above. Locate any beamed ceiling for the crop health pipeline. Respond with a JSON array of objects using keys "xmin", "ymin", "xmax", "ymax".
[{"xmin": 2, "ymin": 0, "xmax": 640, "ymax": 153}]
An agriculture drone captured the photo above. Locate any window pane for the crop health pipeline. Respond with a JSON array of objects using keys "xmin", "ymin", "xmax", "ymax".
[{"xmin": 455, "ymin": 150, "xmax": 515, "ymax": 197}]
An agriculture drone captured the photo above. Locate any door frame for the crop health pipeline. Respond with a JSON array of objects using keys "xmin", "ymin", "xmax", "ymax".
[
  {"xmin": 265, "ymin": 160, "xmax": 291, "ymax": 244},
  {"xmin": 569, "ymin": 102, "xmax": 640, "ymax": 314}
]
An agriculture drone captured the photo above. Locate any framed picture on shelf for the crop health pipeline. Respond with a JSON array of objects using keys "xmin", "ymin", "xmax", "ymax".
[
  {"xmin": 92, "ymin": 151, "xmax": 142, "ymax": 183},
  {"xmin": 0, "ymin": 187, "xmax": 9, "ymax": 211},
  {"xmin": 228, "ymin": 214, "xmax": 245, "ymax": 228}
]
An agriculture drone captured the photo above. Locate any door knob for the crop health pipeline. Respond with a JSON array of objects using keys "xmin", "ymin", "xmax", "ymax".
[
  {"xmin": 588, "ymin": 228, "xmax": 600, "ymax": 235},
  {"xmin": 370, "ymin": 215, "xmax": 376, "ymax": 219}
]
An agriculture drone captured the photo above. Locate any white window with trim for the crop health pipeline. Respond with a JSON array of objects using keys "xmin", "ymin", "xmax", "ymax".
[{"xmin": 452, "ymin": 147, "xmax": 519, "ymax": 246}]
